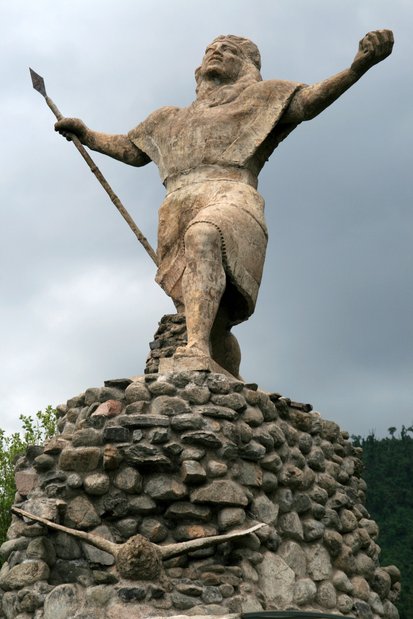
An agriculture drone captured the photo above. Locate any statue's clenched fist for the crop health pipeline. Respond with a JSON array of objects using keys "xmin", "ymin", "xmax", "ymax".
[
  {"xmin": 55, "ymin": 117, "xmax": 88, "ymax": 142},
  {"xmin": 351, "ymin": 29, "xmax": 394, "ymax": 76}
]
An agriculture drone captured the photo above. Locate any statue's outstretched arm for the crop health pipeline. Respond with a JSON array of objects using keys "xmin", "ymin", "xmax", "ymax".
[
  {"xmin": 55, "ymin": 118, "xmax": 150, "ymax": 167},
  {"xmin": 282, "ymin": 30, "xmax": 394, "ymax": 124}
]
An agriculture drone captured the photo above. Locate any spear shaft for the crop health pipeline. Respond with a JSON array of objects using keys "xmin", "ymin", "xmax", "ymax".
[{"xmin": 29, "ymin": 68, "xmax": 158, "ymax": 267}]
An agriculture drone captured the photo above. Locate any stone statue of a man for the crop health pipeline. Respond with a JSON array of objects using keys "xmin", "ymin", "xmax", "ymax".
[{"xmin": 56, "ymin": 31, "xmax": 393, "ymax": 378}]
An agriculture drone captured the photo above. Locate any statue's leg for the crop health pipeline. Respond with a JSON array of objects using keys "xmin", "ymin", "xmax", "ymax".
[
  {"xmin": 177, "ymin": 222, "xmax": 225, "ymax": 357},
  {"xmin": 210, "ymin": 311, "xmax": 241, "ymax": 379}
]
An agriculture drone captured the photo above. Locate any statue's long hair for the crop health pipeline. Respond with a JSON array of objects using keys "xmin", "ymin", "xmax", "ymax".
[{"xmin": 195, "ymin": 35, "xmax": 262, "ymax": 106}]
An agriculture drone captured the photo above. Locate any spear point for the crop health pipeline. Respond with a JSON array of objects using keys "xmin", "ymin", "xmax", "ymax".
[{"xmin": 29, "ymin": 68, "xmax": 47, "ymax": 97}]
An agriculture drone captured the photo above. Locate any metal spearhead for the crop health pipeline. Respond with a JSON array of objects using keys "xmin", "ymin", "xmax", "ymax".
[{"xmin": 29, "ymin": 68, "xmax": 47, "ymax": 97}]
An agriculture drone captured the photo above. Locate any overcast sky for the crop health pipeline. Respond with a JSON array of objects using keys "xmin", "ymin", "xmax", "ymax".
[{"xmin": 1, "ymin": 0, "xmax": 411, "ymax": 439}]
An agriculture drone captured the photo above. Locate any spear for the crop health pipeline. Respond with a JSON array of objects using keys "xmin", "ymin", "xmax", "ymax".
[{"xmin": 29, "ymin": 68, "xmax": 158, "ymax": 267}]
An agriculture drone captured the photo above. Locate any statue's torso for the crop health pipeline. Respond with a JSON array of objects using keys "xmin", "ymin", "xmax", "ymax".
[{"xmin": 128, "ymin": 79, "xmax": 303, "ymax": 185}]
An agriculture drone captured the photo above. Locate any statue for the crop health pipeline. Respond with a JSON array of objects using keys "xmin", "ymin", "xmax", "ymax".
[{"xmin": 55, "ymin": 31, "xmax": 393, "ymax": 378}]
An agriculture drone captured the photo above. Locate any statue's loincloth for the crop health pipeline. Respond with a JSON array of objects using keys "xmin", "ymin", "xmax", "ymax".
[{"xmin": 155, "ymin": 178, "xmax": 268, "ymax": 325}]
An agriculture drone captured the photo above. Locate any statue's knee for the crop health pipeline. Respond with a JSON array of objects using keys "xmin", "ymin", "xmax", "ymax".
[{"xmin": 184, "ymin": 222, "xmax": 221, "ymax": 255}]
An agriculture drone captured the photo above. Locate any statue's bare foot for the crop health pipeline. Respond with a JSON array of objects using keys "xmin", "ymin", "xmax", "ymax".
[{"xmin": 175, "ymin": 343, "xmax": 210, "ymax": 358}]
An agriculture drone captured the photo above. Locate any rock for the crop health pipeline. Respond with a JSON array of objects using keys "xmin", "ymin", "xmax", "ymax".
[
  {"xmin": 294, "ymin": 578, "xmax": 317, "ymax": 605},
  {"xmin": 205, "ymin": 374, "xmax": 231, "ymax": 394},
  {"xmin": 337, "ymin": 593, "xmax": 354, "ymax": 613},
  {"xmin": 278, "ymin": 540, "xmax": 307, "ymax": 577},
  {"xmin": 151, "ymin": 396, "xmax": 190, "ymax": 416},
  {"xmin": 181, "ymin": 460, "xmax": 207, "ymax": 484},
  {"xmin": 174, "ymin": 524, "xmax": 217, "ymax": 542},
  {"xmin": 33, "ymin": 454, "xmax": 55, "ymax": 471},
  {"xmin": 234, "ymin": 461, "xmax": 262, "ymax": 487},
  {"xmin": 0, "ymin": 561, "xmax": 50, "ymax": 590},
  {"xmin": 59, "ymin": 447, "xmax": 101, "ymax": 472},
  {"xmin": 113, "ymin": 467, "xmax": 142, "ymax": 493},
  {"xmin": 128, "ymin": 495, "xmax": 157, "ymax": 515},
  {"xmin": 43, "ymin": 584, "xmax": 84, "ymax": 619},
  {"xmin": 83, "ymin": 473, "xmax": 110, "ymax": 496},
  {"xmin": 91, "ymin": 399, "xmax": 123, "ymax": 418},
  {"xmin": 148, "ymin": 428, "xmax": 170, "ymax": 445},
  {"xmin": 278, "ymin": 512, "xmax": 304, "ymax": 541},
  {"xmin": 115, "ymin": 518, "xmax": 139, "ymax": 537},
  {"xmin": 303, "ymin": 518, "xmax": 325, "ymax": 541},
  {"xmin": 124, "ymin": 382, "xmax": 151, "ymax": 403},
  {"xmin": 315, "ymin": 583, "xmax": 338, "ymax": 613},
  {"xmin": 241, "ymin": 407, "xmax": 264, "ymax": 427},
  {"xmin": 81, "ymin": 526, "xmax": 115, "ymax": 566},
  {"xmin": 123, "ymin": 443, "xmax": 172, "ymax": 469},
  {"xmin": 181, "ymin": 384, "xmax": 210, "ymax": 404},
  {"xmin": 292, "ymin": 492, "xmax": 312, "ymax": 514},
  {"xmin": 26, "ymin": 537, "xmax": 56, "ymax": 566},
  {"xmin": 65, "ymin": 496, "xmax": 101, "ymax": 528},
  {"xmin": 103, "ymin": 444, "xmax": 122, "ymax": 470},
  {"xmin": 199, "ymin": 405, "xmax": 239, "ymax": 421},
  {"xmin": 124, "ymin": 401, "xmax": 149, "ymax": 414},
  {"xmin": 238, "ymin": 440, "xmax": 266, "ymax": 461},
  {"xmin": 54, "ymin": 533, "xmax": 82, "ymax": 560},
  {"xmin": 351, "ymin": 575, "xmax": 371, "ymax": 602},
  {"xmin": 21, "ymin": 497, "xmax": 62, "ymax": 522},
  {"xmin": 148, "ymin": 380, "xmax": 177, "ymax": 396},
  {"xmin": 117, "ymin": 586, "xmax": 147, "ymax": 602},
  {"xmin": 260, "ymin": 452, "xmax": 283, "ymax": 473},
  {"xmin": 139, "ymin": 518, "xmax": 168, "ymax": 543},
  {"xmin": 99, "ymin": 387, "xmax": 125, "ymax": 403},
  {"xmin": 202, "ymin": 586, "xmax": 223, "ymax": 604},
  {"xmin": 251, "ymin": 495, "xmax": 278, "ymax": 525},
  {"xmin": 0, "ymin": 538, "xmax": 29, "ymax": 561},
  {"xmin": 256, "ymin": 552, "xmax": 295, "ymax": 607},
  {"xmin": 216, "ymin": 507, "xmax": 246, "ymax": 531},
  {"xmin": 165, "ymin": 502, "xmax": 211, "ymax": 521},
  {"xmin": 182, "ymin": 431, "xmax": 223, "ymax": 449},
  {"xmin": 145, "ymin": 475, "xmax": 187, "ymax": 500},
  {"xmin": 191, "ymin": 480, "xmax": 248, "ymax": 506},
  {"xmin": 102, "ymin": 426, "xmax": 130, "ymax": 442},
  {"xmin": 175, "ymin": 581, "xmax": 203, "ymax": 596},
  {"xmin": 371, "ymin": 568, "xmax": 391, "ymax": 598},
  {"xmin": 179, "ymin": 447, "xmax": 205, "ymax": 461},
  {"xmin": 340, "ymin": 508, "xmax": 358, "ymax": 532},
  {"xmin": 305, "ymin": 543, "xmax": 332, "ymax": 581},
  {"xmin": 15, "ymin": 470, "xmax": 39, "ymax": 496},
  {"xmin": 324, "ymin": 528, "xmax": 343, "ymax": 557},
  {"xmin": 206, "ymin": 460, "xmax": 228, "ymax": 477},
  {"xmin": 262, "ymin": 471, "xmax": 278, "ymax": 492},
  {"xmin": 210, "ymin": 393, "xmax": 246, "ymax": 411},
  {"xmin": 119, "ymin": 414, "xmax": 170, "ymax": 428},
  {"xmin": 171, "ymin": 413, "xmax": 205, "ymax": 431},
  {"xmin": 307, "ymin": 447, "xmax": 326, "ymax": 471}
]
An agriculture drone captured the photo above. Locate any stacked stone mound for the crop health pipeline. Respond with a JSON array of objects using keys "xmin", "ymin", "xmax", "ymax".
[
  {"xmin": 145, "ymin": 314, "xmax": 187, "ymax": 375},
  {"xmin": 0, "ymin": 371, "xmax": 400, "ymax": 619}
]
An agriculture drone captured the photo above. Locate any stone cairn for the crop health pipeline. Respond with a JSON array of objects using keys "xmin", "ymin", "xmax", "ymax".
[{"xmin": 0, "ymin": 317, "xmax": 401, "ymax": 619}]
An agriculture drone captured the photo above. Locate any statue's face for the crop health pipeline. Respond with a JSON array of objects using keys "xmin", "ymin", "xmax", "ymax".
[{"xmin": 200, "ymin": 40, "xmax": 243, "ymax": 81}]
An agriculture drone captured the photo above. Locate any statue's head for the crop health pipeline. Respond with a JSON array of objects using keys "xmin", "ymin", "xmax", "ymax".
[{"xmin": 195, "ymin": 35, "xmax": 262, "ymax": 91}]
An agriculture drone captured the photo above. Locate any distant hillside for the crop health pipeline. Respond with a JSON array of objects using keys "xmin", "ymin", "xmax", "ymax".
[{"xmin": 353, "ymin": 427, "xmax": 413, "ymax": 618}]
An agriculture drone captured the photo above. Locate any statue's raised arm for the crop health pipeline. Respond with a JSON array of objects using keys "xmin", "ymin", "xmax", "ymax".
[{"xmin": 281, "ymin": 30, "xmax": 394, "ymax": 124}]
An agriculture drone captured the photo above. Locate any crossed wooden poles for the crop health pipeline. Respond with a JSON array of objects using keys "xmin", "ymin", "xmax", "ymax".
[{"xmin": 30, "ymin": 68, "xmax": 158, "ymax": 267}]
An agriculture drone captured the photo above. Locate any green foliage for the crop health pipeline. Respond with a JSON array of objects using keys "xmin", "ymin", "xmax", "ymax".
[
  {"xmin": 356, "ymin": 426, "xmax": 413, "ymax": 619},
  {"xmin": 0, "ymin": 406, "xmax": 57, "ymax": 548}
]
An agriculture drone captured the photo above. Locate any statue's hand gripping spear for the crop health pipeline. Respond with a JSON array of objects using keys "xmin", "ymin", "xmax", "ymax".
[{"xmin": 29, "ymin": 68, "xmax": 158, "ymax": 267}]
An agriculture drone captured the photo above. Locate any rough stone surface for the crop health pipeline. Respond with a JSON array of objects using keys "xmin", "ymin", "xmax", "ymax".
[{"xmin": 1, "ymin": 369, "xmax": 400, "ymax": 619}]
